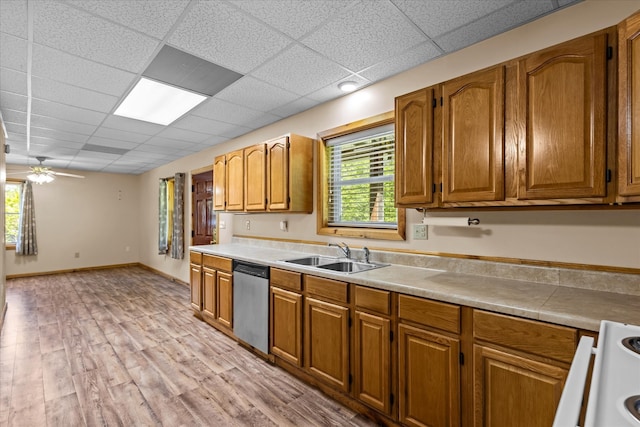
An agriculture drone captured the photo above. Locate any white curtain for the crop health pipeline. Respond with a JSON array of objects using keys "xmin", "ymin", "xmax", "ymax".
[
  {"xmin": 16, "ymin": 181, "xmax": 37, "ymax": 255},
  {"xmin": 170, "ymin": 173, "xmax": 185, "ymax": 260}
]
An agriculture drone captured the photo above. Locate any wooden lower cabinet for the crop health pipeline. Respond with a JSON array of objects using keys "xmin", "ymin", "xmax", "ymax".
[
  {"xmin": 216, "ymin": 271, "xmax": 233, "ymax": 329},
  {"xmin": 270, "ymin": 286, "xmax": 303, "ymax": 366},
  {"xmin": 202, "ymin": 266, "xmax": 216, "ymax": 321},
  {"xmin": 189, "ymin": 251, "xmax": 203, "ymax": 314},
  {"xmin": 398, "ymin": 323, "xmax": 461, "ymax": 427},
  {"xmin": 473, "ymin": 344, "xmax": 568, "ymax": 427},
  {"xmin": 304, "ymin": 297, "xmax": 350, "ymax": 392}
]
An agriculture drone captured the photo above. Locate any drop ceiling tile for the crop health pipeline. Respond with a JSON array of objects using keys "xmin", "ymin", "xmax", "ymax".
[
  {"xmin": 229, "ymin": 0, "xmax": 355, "ymax": 40},
  {"xmin": 0, "ymin": 109, "xmax": 26, "ymax": 126},
  {"xmin": 141, "ymin": 136, "xmax": 199, "ymax": 151},
  {"xmin": 32, "ymin": 44, "xmax": 137, "ymax": 96},
  {"xmin": 4, "ymin": 122, "xmax": 26, "ymax": 137},
  {"xmin": 220, "ymin": 125, "xmax": 253, "ymax": 140},
  {"xmin": 307, "ymin": 75, "xmax": 370, "ymax": 103},
  {"xmin": 85, "ymin": 136, "xmax": 138, "ymax": 150},
  {"xmin": 65, "ymin": 0, "xmax": 190, "ymax": 39},
  {"xmin": 31, "ymin": 98, "xmax": 107, "ymax": 126},
  {"xmin": 269, "ymin": 97, "xmax": 319, "ymax": 119},
  {"xmin": 242, "ymin": 112, "xmax": 285, "ymax": 130},
  {"xmin": 200, "ymin": 135, "xmax": 228, "ymax": 147},
  {"xmin": 0, "ymin": 68, "xmax": 27, "ymax": 96},
  {"xmin": 31, "ymin": 114, "xmax": 98, "ymax": 136},
  {"xmin": 32, "ymin": 76, "xmax": 119, "ymax": 113},
  {"xmin": 101, "ymin": 115, "xmax": 164, "ymax": 136},
  {"xmin": 392, "ymin": 0, "xmax": 515, "ymax": 38},
  {"xmin": 30, "ymin": 126, "xmax": 89, "ymax": 144},
  {"xmin": 72, "ymin": 151, "xmax": 120, "ymax": 161},
  {"xmin": 0, "ymin": 33, "xmax": 28, "ymax": 73},
  {"xmin": 172, "ymin": 114, "xmax": 241, "ymax": 137},
  {"xmin": 215, "ymin": 76, "xmax": 299, "ymax": 112},
  {"xmin": 251, "ymin": 44, "xmax": 350, "ymax": 95},
  {"xmin": 169, "ymin": 1, "xmax": 292, "ymax": 74},
  {"xmin": 128, "ymin": 146, "xmax": 181, "ymax": 157},
  {"xmin": 435, "ymin": 1, "xmax": 554, "ymax": 53},
  {"xmin": 101, "ymin": 164, "xmax": 140, "ymax": 174},
  {"xmin": 30, "ymin": 136, "xmax": 85, "ymax": 150},
  {"xmin": 360, "ymin": 41, "xmax": 442, "ymax": 82},
  {"xmin": 302, "ymin": 0, "xmax": 426, "ymax": 71},
  {"xmin": 92, "ymin": 127, "xmax": 150, "ymax": 144},
  {"xmin": 0, "ymin": 0, "xmax": 28, "ymax": 38},
  {"xmin": 191, "ymin": 98, "xmax": 269, "ymax": 127},
  {"xmin": 0, "ymin": 90, "xmax": 27, "ymax": 112},
  {"xmin": 33, "ymin": 1, "xmax": 159, "ymax": 73},
  {"xmin": 155, "ymin": 127, "xmax": 210, "ymax": 144}
]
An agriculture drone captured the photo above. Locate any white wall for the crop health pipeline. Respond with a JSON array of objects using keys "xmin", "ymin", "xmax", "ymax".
[
  {"xmin": 5, "ymin": 165, "xmax": 140, "ymax": 276},
  {"xmin": 5, "ymin": 1, "xmax": 640, "ymax": 283}
]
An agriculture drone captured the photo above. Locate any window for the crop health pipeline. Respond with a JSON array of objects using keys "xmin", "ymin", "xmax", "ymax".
[
  {"xmin": 5, "ymin": 181, "xmax": 22, "ymax": 247},
  {"xmin": 317, "ymin": 112, "xmax": 405, "ymax": 240}
]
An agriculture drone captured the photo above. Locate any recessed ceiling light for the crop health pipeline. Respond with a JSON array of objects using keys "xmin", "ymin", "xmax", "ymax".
[
  {"xmin": 114, "ymin": 77, "xmax": 208, "ymax": 126},
  {"xmin": 338, "ymin": 81, "xmax": 358, "ymax": 92}
]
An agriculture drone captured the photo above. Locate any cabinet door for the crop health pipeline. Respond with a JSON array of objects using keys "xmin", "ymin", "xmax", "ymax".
[
  {"xmin": 202, "ymin": 267, "xmax": 216, "ymax": 320},
  {"xmin": 442, "ymin": 66, "xmax": 505, "ymax": 202},
  {"xmin": 398, "ymin": 323, "xmax": 460, "ymax": 427},
  {"xmin": 395, "ymin": 87, "xmax": 437, "ymax": 207},
  {"xmin": 473, "ymin": 345, "xmax": 568, "ymax": 427},
  {"xmin": 270, "ymin": 286, "xmax": 302, "ymax": 366},
  {"xmin": 267, "ymin": 137, "xmax": 289, "ymax": 211},
  {"xmin": 619, "ymin": 12, "xmax": 640, "ymax": 197},
  {"xmin": 245, "ymin": 144, "xmax": 267, "ymax": 211},
  {"xmin": 213, "ymin": 155, "xmax": 226, "ymax": 210},
  {"xmin": 216, "ymin": 271, "xmax": 233, "ymax": 329},
  {"xmin": 225, "ymin": 149, "xmax": 244, "ymax": 211},
  {"xmin": 354, "ymin": 311, "xmax": 391, "ymax": 415},
  {"xmin": 304, "ymin": 297, "xmax": 350, "ymax": 392},
  {"xmin": 517, "ymin": 33, "xmax": 608, "ymax": 199},
  {"xmin": 190, "ymin": 263, "xmax": 202, "ymax": 312}
]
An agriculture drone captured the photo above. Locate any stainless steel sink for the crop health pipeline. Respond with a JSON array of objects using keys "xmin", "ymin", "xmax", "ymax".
[
  {"xmin": 282, "ymin": 256, "xmax": 338, "ymax": 266},
  {"xmin": 282, "ymin": 256, "xmax": 388, "ymax": 274}
]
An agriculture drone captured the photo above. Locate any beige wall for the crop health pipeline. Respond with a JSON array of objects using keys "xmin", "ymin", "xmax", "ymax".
[
  {"xmin": 5, "ymin": 0, "xmax": 640, "ymax": 283},
  {"xmin": 1, "ymin": 116, "xmax": 6, "ymax": 321}
]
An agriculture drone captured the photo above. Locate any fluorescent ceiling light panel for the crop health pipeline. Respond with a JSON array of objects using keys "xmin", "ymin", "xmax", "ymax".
[{"xmin": 114, "ymin": 77, "xmax": 207, "ymax": 126}]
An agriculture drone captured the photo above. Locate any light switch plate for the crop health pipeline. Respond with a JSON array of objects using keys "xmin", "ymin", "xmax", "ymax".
[{"xmin": 412, "ymin": 224, "xmax": 428, "ymax": 240}]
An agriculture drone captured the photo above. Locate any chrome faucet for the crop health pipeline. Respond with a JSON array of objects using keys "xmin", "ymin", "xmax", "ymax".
[
  {"xmin": 328, "ymin": 242, "xmax": 351, "ymax": 259},
  {"xmin": 362, "ymin": 247, "xmax": 370, "ymax": 264}
]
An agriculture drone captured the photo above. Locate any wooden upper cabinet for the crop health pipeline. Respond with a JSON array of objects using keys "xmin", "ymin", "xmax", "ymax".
[
  {"xmin": 618, "ymin": 12, "xmax": 640, "ymax": 199},
  {"xmin": 225, "ymin": 149, "xmax": 244, "ymax": 211},
  {"xmin": 395, "ymin": 87, "xmax": 437, "ymax": 207},
  {"xmin": 245, "ymin": 144, "xmax": 267, "ymax": 211},
  {"xmin": 213, "ymin": 155, "xmax": 226, "ymax": 211},
  {"xmin": 517, "ymin": 32, "xmax": 609, "ymax": 200},
  {"xmin": 442, "ymin": 66, "xmax": 505, "ymax": 203},
  {"xmin": 267, "ymin": 136, "xmax": 290, "ymax": 210}
]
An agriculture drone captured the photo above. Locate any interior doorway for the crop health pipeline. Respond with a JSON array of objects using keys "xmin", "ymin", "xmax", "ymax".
[{"xmin": 192, "ymin": 169, "xmax": 216, "ymax": 245}]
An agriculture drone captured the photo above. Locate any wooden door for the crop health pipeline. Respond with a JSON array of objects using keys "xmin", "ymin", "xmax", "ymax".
[
  {"xmin": 473, "ymin": 345, "xmax": 568, "ymax": 427},
  {"xmin": 398, "ymin": 323, "xmax": 460, "ymax": 427},
  {"xmin": 442, "ymin": 66, "xmax": 505, "ymax": 202},
  {"xmin": 213, "ymin": 155, "xmax": 226, "ymax": 211},
  {"xmin": 395, "ymin": 87, "xmax": 437, "ymax": 207},
  {"xmin": 192, "ymin": 170, "xmax": 215, "ymax": 245},
  {"xmin": 270, "ymin": 286, "xmax": 302, "ymax": 366},
  {"xmin": 304, "ymin": 297, "xmax": 350, "ymax": 392},
  {"xmin": 225, "ymin": 149, "xmax": 244, "ymax": 211},
  {"xmin": 190, "ymin": 263, "xmax": 202, "ymax": 312},
  {"xmin": 216, "ymin": 271, "xmax": 233, "ymax": 329},
  {"xmin": 245, "ymin": 144, "xmax": 267, "ymax": 211},
  {"xmin": 517, "ymin": 33, "xmax": 608, "ymax": 199},
  {"xmin": 619, "ymin": 12, "xmax": 640, "ymax": 197},
  {"xmin": 202, "ymin": 267, "xmax": 216, "ymax": 321},
  {"xmin": 267, "ymin": 137, "xmax": 289, "ymax": 211},
  {"xmin": 354, "ymin": 311, "xmax": 391, "ymax": 415}
]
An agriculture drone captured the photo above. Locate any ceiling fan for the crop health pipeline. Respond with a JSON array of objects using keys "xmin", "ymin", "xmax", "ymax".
[{"xmin": 8, "ymin": 156, "xmax": 85, "ymax": 184}]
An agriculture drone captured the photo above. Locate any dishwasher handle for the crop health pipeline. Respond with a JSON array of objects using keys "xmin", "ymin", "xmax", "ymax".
[{"xmin": 233, "ymin": 260, "xmax": 269, "ymax": 279}]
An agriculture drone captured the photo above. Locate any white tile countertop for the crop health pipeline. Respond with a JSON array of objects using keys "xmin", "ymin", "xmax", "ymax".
[{"xmin": 189, "ymin": 240, "xmax": 640, "ymax": 332}]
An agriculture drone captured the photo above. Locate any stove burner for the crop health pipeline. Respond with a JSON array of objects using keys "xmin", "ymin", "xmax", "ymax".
[
  {"xmin": 622, "ymin": 337, "xmax": 640, "ymax": 355},
  {"xmin": 625, "ymin": 396, "xmax": 640, "ymax": 423}
]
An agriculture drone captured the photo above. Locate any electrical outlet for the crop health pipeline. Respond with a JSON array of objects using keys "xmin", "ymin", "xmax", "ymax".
[
  {"xmin": 245, "ymin": 220, "xmax": 250, "ymax": 230},
  {"xmin": 412, "ymin": 224, "xmax": 428, "ymax": 240},
  {"xmin": 219, "ymin": 220, "xmax": 226, "ymax": 229}
]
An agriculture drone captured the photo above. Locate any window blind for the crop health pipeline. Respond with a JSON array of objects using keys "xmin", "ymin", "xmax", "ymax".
[{"xmin": 326, "ymin": 125, "xmax": 396, "ymax": 228}]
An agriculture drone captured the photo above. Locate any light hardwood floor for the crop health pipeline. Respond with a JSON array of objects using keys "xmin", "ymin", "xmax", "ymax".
[{"xmin": 0, "ymin": 267, "xmax": 378, "ymax": 427}]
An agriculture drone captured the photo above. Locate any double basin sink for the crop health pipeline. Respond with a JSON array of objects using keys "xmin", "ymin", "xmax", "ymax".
[{"xmin": 282, "ymin": 255, "xmax": 388, "ymax": 274}]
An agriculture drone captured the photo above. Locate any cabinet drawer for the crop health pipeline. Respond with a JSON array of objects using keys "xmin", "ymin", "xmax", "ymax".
[
  {"xmin": 474, "ymin": 310, "xmax": 577, "ymax": 363},
  {"xmin": 271, "ymin": 268, "xmax": 302, "ymax": 292},
  {"xmin": 398, "ymin": 294, "xmax": 460, "ymax": 334},
  {"xmin": 305, "ymin": 275, "xmax": 348, "ymax": 304},
  {"xmin": 190, "ymin": 251, "xmax": 203, "ymax": 264},
  {"xmin": 355, "ymin": 286, "xmax": 390, "ymax": 315},
  {"xmin": 203, "ymin": 255, "xmax": 232, "ymax": 272}
]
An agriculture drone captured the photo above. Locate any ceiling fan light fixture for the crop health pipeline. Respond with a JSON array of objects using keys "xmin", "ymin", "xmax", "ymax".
[
  {"xmin": 27, "ymin": 173, "xmax": 54, "ymax": 184},
  {"xmin": 114, "ymin": 77, "xmax": 208, "ymax": 126}
]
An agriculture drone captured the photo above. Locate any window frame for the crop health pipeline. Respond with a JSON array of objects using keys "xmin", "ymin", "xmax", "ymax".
[
  {"xmin": 5, "ymin": 179, "xmax": 23, "ymax": 250},
  {"xmin": 316, "ymin": 111, "xmax": 406, "ymax": 241}
]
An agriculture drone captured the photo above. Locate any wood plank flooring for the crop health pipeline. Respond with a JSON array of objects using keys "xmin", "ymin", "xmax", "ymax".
[{"xmin": 0, "ymin": 267, "xmax": 378, "ymax": 427}]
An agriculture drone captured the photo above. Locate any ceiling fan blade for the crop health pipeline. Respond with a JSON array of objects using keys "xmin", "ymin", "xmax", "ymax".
[{"xmin": 51, "ymin": 171, "xmax": 85, "ymax": 179}]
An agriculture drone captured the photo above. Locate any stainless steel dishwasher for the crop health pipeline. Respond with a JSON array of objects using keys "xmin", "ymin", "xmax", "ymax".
[{"xmin": 232, "ymin": 260, "xmax": 269, "ymax": 355}]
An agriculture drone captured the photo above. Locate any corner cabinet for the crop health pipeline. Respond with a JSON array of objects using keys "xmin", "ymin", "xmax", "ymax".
[{"xmin": 618, "ymin": 11, "xmax": 640, "ymax": 201}]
